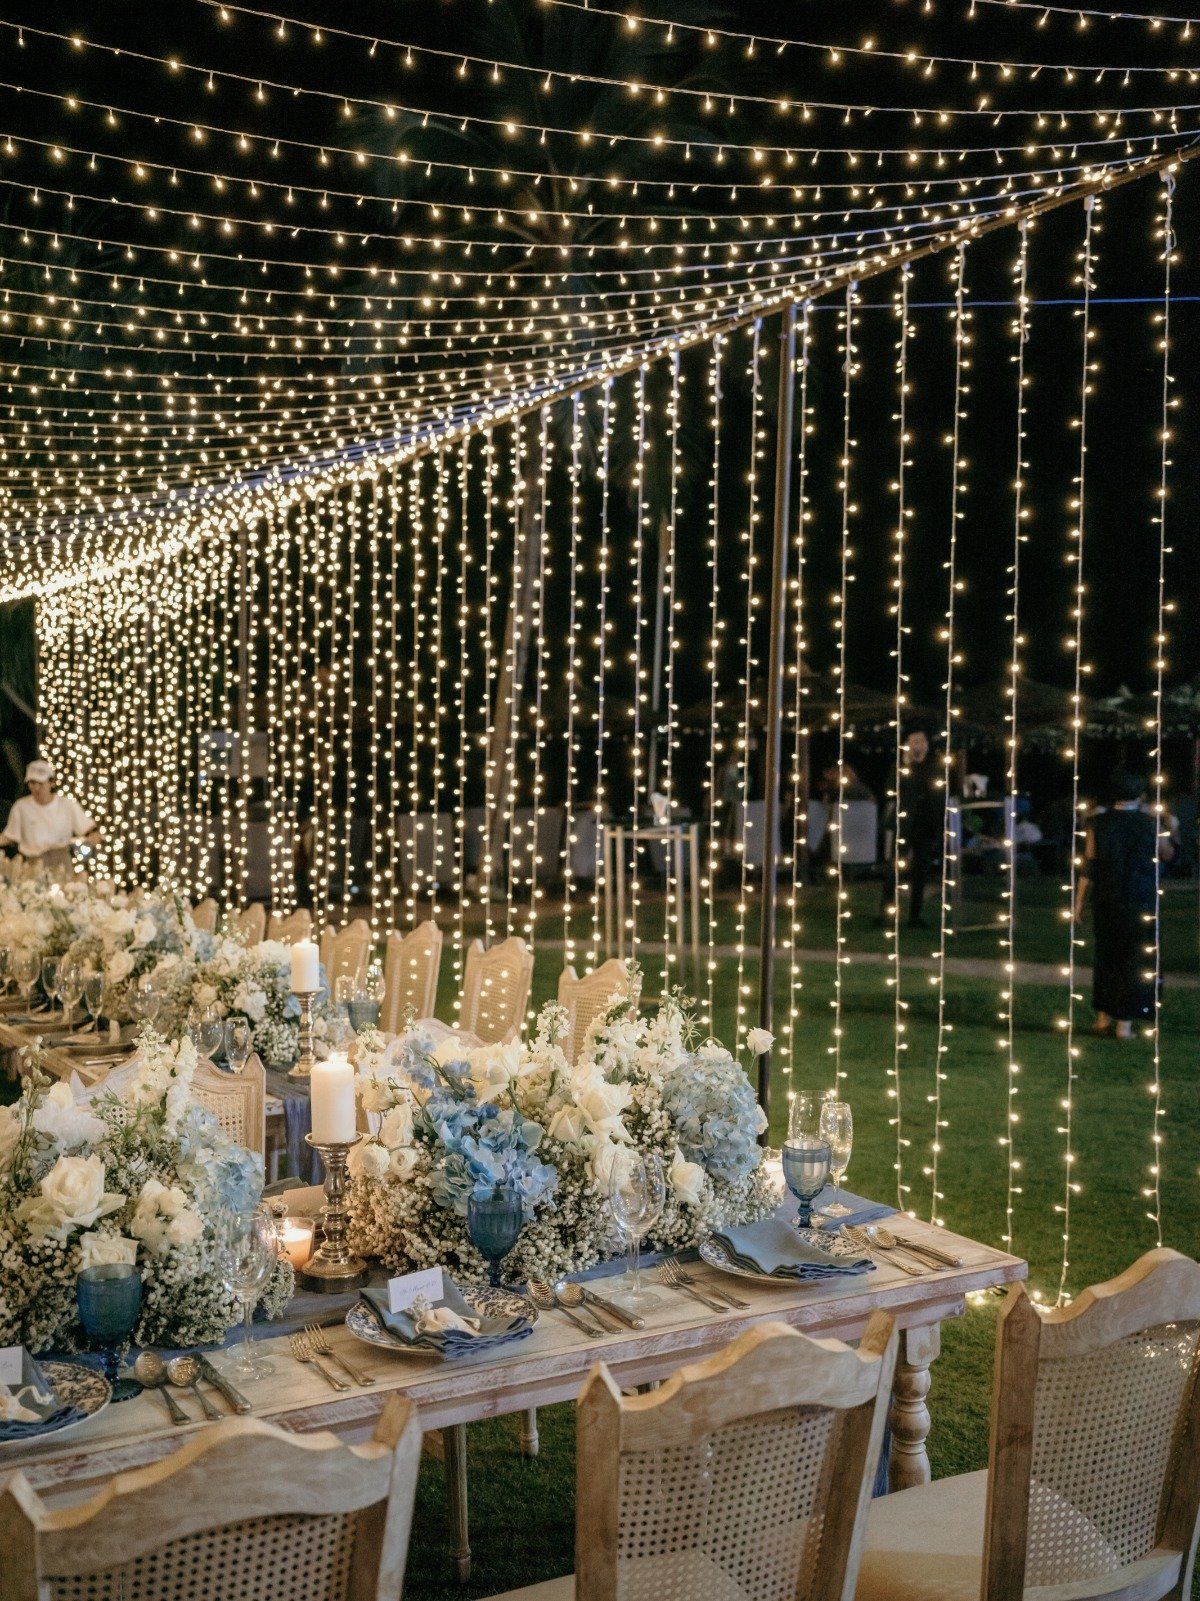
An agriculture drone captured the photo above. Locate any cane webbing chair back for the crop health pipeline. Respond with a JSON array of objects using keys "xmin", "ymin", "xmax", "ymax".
[
  {"xmin": 190, "ymin": 898, "xmax": 218, "ymax": 934},
  {"xmin": 577, "ymin": 1315, "xmax": 896, "ymax": 1601},
  {"xmin": 230, "ymin": 903, "xmax": 267, "ymax": 945},
  {"xmin": 460, "ymin": 937, "xmax": 533, "ymax": 1045},
  {"xmin": 190, "ymin": 1053, "xmax": 265, "ymax": 1158},
  {"xmin": 321, "ymin": 919, "xmax": 372, "ymax": 993},
  {"xmin": 266, "ymin": 908, "xmax": 312, "ymax": 946},
  {"xmin": 557, "ymin": 960, "xmax": 631, "ymax": 1066},
  {"xmin": 982, "ymin": 1248, "xmax": 1200, "ymax": 1601},
  {"xmin": 381, "ymin": 921, "xmax": 443, "ymax": 1034},
  {"xmin": 0, "ymin": 1397, "xmax": 421, "ymax": 1601}
]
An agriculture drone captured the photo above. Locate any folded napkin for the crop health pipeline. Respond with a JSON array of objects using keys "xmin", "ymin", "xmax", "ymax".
[
  {"xmin": 0, "ymin": 1351, "xmax": 85, "ymax": 1442},
  {"xmin": 358, "ymin": 1279, "xmax": 532, "ymax": 1361},
  {"xmin": 812, "ymin": 1190, "xmax": 898, "ymax": 1231},
  {"xmin": 710, "ymin": 1217, "xmax": 872, "ymax": 1280}
]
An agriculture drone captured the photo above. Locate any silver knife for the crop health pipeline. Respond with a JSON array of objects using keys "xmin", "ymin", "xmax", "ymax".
[
  {"xmin": 197, "ymin": 1354, "xmax": 253, "ymax": 1414},
  {"xmin": 582, "ymin": 1288, "xmax": 645, "ymax": 1331},
  {"xmin": 893, "ymin": 1235, "xmax": 963, "ymax": 1268}
]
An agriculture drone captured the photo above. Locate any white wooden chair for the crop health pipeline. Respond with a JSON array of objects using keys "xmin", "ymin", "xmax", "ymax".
[
  {"xmin": 321, "ymin": 918, "xmax": 373, "ymax": 994},
  {"xmin": 266, "ymin": 907, "xmax": 312, "ymax": 945},
  {"xmin": 229, "ymin": 903, "xmax": 267, "ymax": 945},
  {"xmin": 0, "ymin": 1394, "xmax": 422, "ymax": 1601},
  {"xmin": 459, "ymin": 936, "xmax": 534, "ymax": 1045},
  {"xmin": 190, "ymin": 1053, "xmax": 266, "ymax": 1158},
  {"xmin": 190, "ymin": 897, "xmax": 218, "ymax": 934},
  {"xmin": 856, "ymin": 1248, "xmax": 1200, "ymax": 1601},
  {"xmin": 483, "ymin": 1314, "xmax": 897, "ymax": 1601},
  {"xmin": 557, "ymin": 959, "xmax": 631, "ymax": 1065},
  {"xmin": 381, "ymin": 920, "xmax": 443, "ymax": 1034}
]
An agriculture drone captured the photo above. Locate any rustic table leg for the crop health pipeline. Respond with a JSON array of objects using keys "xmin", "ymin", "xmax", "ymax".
[
  {"xmin": 444, "ymin": 1422, "xmax": 471, "ymax": 1583},
  {"xmin": 518, "ymin": 1405, "xmax": 540, "ymax": 1458},
  {"xmin": 889, "ymin": 1322, "xmax": 941, "ymax": 1491}
]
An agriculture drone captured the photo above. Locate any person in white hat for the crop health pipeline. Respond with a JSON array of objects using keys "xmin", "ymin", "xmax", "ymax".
[{"xmin": 0, "ymin": 759, "xmax": 99, "ymax": 866}]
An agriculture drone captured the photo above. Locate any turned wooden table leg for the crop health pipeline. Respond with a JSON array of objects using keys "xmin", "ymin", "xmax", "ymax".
[
  {"xmin": 889, "ymin": 1322, "xmax": 941, "ymax": 1492},
  {"xmin": 519, "ymin": 1406, "xmax": 540, "ymax": 1458},
  {"xmin": 444, "ymin": 1422, "xmax": 471, "ymax": 1583}
]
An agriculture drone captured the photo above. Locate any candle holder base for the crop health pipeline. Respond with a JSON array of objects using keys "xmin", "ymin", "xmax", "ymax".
[
  {"xmin": 287, "ymin": 988, "xmax": 319, "ymax": 1077},
  {"xmin": 297, "ymin": 1256, "xmax": 369, "ymax": 1293},
  {"xmin": 298, "ymin": 1133, "xmax": 368, "ymax": 1293}
]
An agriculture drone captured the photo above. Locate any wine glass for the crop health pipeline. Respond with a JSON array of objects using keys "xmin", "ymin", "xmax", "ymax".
[
  {"xmin": 215, "ymin": 1207, "xmax": 277, "ymax": 1379},
  {"xmin": 787, "ymin": 1090, "xmax": 817, "ymax": 1142},
  {"xmin": 782, "ymin": 1137, "xmax": 832, "ymax": 1233},
  {"xmin": 607, "ymin": 1150, "xmax": 666, "ymax": 1311},
  {"xmin": 225, "ymin": 1016, "xmax": 252, "ymax": 1073},
  {"xmin": 14, "ymin": 949, "xmax": 39, "ymax": 1013},
  {"xmin": 77, "ymin": 1263, "xmax": 142, "ymax": 1402},
  {"xmin": 130, "ymin": 978, "xmax": 162, "ymax": 1028},
  {"xmin": 188, "ymin": 1003, "xmax": 225, "ymax": 1063},
  {"xmin": 466, "ymin": 1185, "xmax": 524, "ymax": 1287},
  {"xmin": 58, "ymin": 960, "xmax": 83, "ymax": 1031},
  {"xmin": 83, "ymin": 972, "xmax": 106, "ymax": 1032},
  {"xmin": 818, "ymin": 1100, "xmax": 854, "ymax": 1218},
  {"xmin": 40, "ymin": 956, "xmax": 61, "ymax": 1020},
  {"xmin": 0, "ymin": 944, "xmax": 10, "ymax": 997}
]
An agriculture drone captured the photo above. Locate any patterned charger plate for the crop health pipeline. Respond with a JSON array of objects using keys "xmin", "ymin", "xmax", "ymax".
[
  {"xmin": 0, "ymin": 1360, "xmax": 112, "ymax": 1446},
  {"xmin": 699, "ymin": 1231, "xmax": 866, "ymax": 1286},
  {"xmin": 346, "ymin": 1285, "xmax": 536, "ymax": 1354}
]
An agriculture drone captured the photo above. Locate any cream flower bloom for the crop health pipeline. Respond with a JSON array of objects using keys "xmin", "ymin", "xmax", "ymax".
[
  {"xmin": 668, "ymin": 1147, "xmax": 707, "ymax": 1207},
  {"xmin": 78, "ymin": 1231, "xmax": 139, "ymax": 1270},
  {"xmin": 31, "ymin": 1082, "xmax": 106, "ymax": 1151},
  {"xmin": 348, "ymin": 1141, "xmax": 390, "ymax": 1181},
  {"xmin": 26, "ymin": 1154, "xmax": 123, "ymax": 1241},
  {"xmin": 378, "ymin": 1102, "xmax": 414, "ymax": 1150}
]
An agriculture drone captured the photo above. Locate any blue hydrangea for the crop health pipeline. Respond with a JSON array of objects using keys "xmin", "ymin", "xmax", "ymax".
[
  {"xmin": 423, "ymin": 1081, "xmax": 558, "ymax": 1218},
  {"xmin": 175, "ymin": 1104, "xmax": 264, "ymax": 1214},
  {"xmin": 661, "ymin": 1050, "xmax": 764, "ymax": 1185}
]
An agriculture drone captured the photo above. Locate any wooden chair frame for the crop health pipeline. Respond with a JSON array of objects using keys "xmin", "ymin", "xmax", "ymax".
[
  {"xmin": 557, "ymin": 959, "xmax": 631, "ymax": 1065},
  {"xmin": 0, "ymin": 1395, "xmax": 421, "ymax": 1601},
  {"xmin": 232, "ymin": 903, "xmax": 267, "ymax": 945},
  {"xmin": 190, "ymin": 897, "xmax": 218, "ymax": 934},
  {"xmin": 190, "ymin": 1052, "xmax": 266, "ymax": 1158},
  {"xmin": 381, "ymin": 920, "xmax": 444, "ymax": 1034},
  {"xmin": 321, "ymin": 919, "xmax": 373, "ymax": 994},
  {"xmin": 576, "ymin": 1314, "xmax": 897, "ymax": 1601},
  {"xmin": 266, "ymin": 908, "xmax": 312, "ymax": 946},
  {"xmin": 982, "ymin": 1247, "xmax": 1200, "ymax": 1601},
  {"xmin": 459, "ymin": 936, "xmax": 533, "ymax": 1045}
]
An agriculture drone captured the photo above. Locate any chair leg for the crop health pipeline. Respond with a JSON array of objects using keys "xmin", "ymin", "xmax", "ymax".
[
  {"xmin": 518, "ymin": 1405, "xmax": 540, "ymax": 1458},
  {"xmin": 444, "ymin": 1422, "xmax": 471, "ymax": 1583}
]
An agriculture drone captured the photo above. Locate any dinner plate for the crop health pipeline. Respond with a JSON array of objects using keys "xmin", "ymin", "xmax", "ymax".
[
  {"xmin": 346, "ymin": 1285, "xmax": 536, "ymax": 1354},
  {"xmin": 0, "ymin": 1360, "xmax": 112, "ymax": 1446},
  {"xmin": 698, "ymin": 1231, "xmax": 866, "ymax": 1286}
]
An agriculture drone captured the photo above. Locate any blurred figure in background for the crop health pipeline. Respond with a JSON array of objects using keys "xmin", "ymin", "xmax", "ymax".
[
  {"xmin": 881, "ymin": 727, "xmax": 944, "ymax": 928},
  {"xmin": 0, "ymin": 758, "xmax": 99, "ymax": 880}
]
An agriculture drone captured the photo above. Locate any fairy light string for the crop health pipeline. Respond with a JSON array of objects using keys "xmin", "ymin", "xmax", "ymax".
[
  {"xmin": 591, "ymin": 381, "xmax": 614, "ymax": 972},
  {"xmin": 733, "ymin": 320, "xmax": 764, "ymax": 1054},
  {"xmin": 704, "ymin": 336, "xmax": 724, "ymax": 1032},
  {"xmin": 784, "ymin": 304, "xmax": 813, "ymax": 1114}
]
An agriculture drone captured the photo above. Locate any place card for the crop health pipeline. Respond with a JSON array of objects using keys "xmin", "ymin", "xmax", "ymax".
[
  {"xmin": 0, "ymin": 1345, "xmax": 23, "ymax": 1387},
  {"xmin": 387, "ymin": 1267, "xmax": 444, "ymax": 1315}
]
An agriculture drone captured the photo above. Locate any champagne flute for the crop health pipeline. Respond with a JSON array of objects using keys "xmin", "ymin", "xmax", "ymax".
[
  {"xmin": 818, "ymin": 1100, "xmax": 854, "ymax": 1218},
  {"xmin": 14, "ymin": 950, "xmax": 39, "ymax": 1013},
  {"xmin": 58, "ymin": 960, "xmax": 83, "ymax": 1031},
  {"xmin": 787, "ymin": 1090, "xmax": 817, "ymax": 1142},
  {"xmin": 607, "ymin": 1150, "xmax": 666, "ymax": 1311},
  {"xmin": 40, "ymin": 956, "xmax": 61, "ymax": 1020},
  {"xmin": 215, "ymin": 1207, "xmax": 277, "ymax": 1380},
  {"xmin": 83, "ymin": 972, "xmax": 106, "ymax": 1032},
  {"xmin": 0, "ymin": 944, "xmax": 11, "ymax": 998}
]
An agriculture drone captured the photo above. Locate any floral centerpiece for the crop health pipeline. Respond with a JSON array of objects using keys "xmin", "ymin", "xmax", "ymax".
[
  {"xmin": 0, "ymin": 875, "xmax": 95, "ymax": 973},
  {"xmin": 0, "ymin": 1032, "xmax": 292, "ymax": 1352},
  {"xmin": 61, "ymin": 889, "xmax": 196, "ymax": 1021},
  {"xmin": 346, "ymin": 982, "xmax": 776, "ymax": 1285}
]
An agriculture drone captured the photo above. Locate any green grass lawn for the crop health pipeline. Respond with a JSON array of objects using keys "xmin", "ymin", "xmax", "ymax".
[{"xmin": 402, "ymin": 902, "xmax": 1200, "ymax": 1598}]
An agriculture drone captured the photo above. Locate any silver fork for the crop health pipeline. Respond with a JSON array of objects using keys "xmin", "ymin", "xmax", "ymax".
[
  {"xmin": 305, "ymin": 1323, "xmax": 376, "ymax": 1387},
  {"xmin": 658, "ymin": 1259, "xmax": 728, "ymax": 1314},
  {"xmin": 665, "ymin": 1258, "xmax": 750, "ymax": 1311},
  {"xmin": 289, "ymin": 1331, "xmax": 349, "ymax": 1391}
]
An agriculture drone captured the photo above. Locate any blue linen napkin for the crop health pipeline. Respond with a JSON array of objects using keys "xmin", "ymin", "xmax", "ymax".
[
  {"xmin": 811, "ymin": 1190, "xmax": 898, "ymax": 1231},
  {"xmin": 711, "ymin": 1217, "xmax": 872, "ymax": 1279},
  {"xmin": 0, "ymin": 1351, "xmax": 85, "ymax": 1442},
  {"xmin": 358, "ymin": 1278, "xmax": 533, "ymax": 1361}
]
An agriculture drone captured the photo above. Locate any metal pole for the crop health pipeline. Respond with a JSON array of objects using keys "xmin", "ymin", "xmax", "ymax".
[{"xmin": 757, "ymin": 303, "xmax": 797, "ymax": 1125}]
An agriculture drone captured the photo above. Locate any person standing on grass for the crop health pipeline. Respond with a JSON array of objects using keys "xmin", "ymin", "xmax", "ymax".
[
  {"xmin": 0, "ymin": 758, "xmax": 99, "ymax": 881},
  {"xmin": 1074, "ymin": 769, "xmax": 1173, "ymax": 1040},
  {"xmin": 881, "ymin": 727, "xmax": 945, "ymax": 928}
]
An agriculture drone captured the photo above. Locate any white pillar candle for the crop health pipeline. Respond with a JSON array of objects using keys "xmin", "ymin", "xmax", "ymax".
[
  {"xmin": 310, "ymin": 1052, "xmax": 356, "ymax": 1145},
  {"xmin": 290, "ymin": 938, "xmax": 320, "ymax": 993}
]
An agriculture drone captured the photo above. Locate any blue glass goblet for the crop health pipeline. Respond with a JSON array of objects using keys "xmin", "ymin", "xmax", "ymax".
[
  {"xmin": 467, "ymin": 1186, "xmax": 524, "ymax": 1287},
  {"xmin": 782, "ymin": 1139, "xmax": 832, "ymax": 1231},
  {"xmin": 77, "ymin": 1263, "xmax": 142, "ymax": 1402}
]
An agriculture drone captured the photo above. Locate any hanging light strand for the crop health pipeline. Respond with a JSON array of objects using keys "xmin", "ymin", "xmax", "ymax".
[{"xmin": 784, "ymin": 303, "xmax": 813, "ymax": 1112}]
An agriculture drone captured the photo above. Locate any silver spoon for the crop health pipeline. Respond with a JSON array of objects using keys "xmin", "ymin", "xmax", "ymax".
[
  {"xmin": 849, "ymin": 1226, "xmax": 925, "ymax": 1276},
  {"xmin": 132, "ymin": 1351, "xmax": 190, "ymax": 1424},
  {"xmin": 875, "ymin": 1226, "xmax": 963, "ymax": 1269},
  {"xmin": 554, "ymin": 1280, "xmax": 623, "ymax": 1334},
  {"xmin": 167, "ymin": 1355, "xmax": 223, "ymax": 1421},
  {"xmin": 527, "ymin": 1279, "xmax": 604, "ymax": 1338}
]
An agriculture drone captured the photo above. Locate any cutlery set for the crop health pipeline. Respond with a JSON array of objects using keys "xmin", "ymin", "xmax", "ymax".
[
  {"xmin": 289, "ymin": 1325, "xmax": 377, "ymax": 1391},
  {"xmin": 131, "ymin": 1350, "xmax": 251, "ymax": 1424}
]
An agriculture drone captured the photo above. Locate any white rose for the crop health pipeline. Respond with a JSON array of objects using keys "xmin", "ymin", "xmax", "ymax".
[
  {"xmin": 389, "ymin": 1146, "xmax": 420, "ymax": 1182},
  {"xmin": 547, "ymin": 1103, "xmax": 588, "ymax": 1147},
  {"xmin": 669, "ymin": 1147, "xmax": 707, "ymax": 1207},
  {"xmin": 31, "ymin": 1082, "xmax": 107, "ymax": 1151},
  {"xmin": 32, "ymin": 1154, "xmax": 123, "ymax": 1239},
  {"xmin": 431, "ymin": 1037, "xmax": 468, "ymax": 1069},
  {"xmin": 358, "ymin": 1077, "xmax": 394, "ymax": 1114},
  {"xmin": 131, "ymin": 915, "xmax": 157, "ymax": 949},
  {"xmin": 232, "ymin": 984, "xmax": 267, "ymax": 1023},
  {"xmin": 348, "ymin": 1141, "xmax": 390, "ymax": 1181},
  {"xmin": 466, "ymin": 1040, "xmax": 525, "ymax": 1104},
  {"xmin": 378, "ymin": 1102, "xmax": 414, "ymax": 1150},
  {"xmin": 78, "ymin": 1231, "xmax": 139, "ymax": 1270},
  {"xmin": 165, "ymin": 1207, "xmax": 204, "ymax": 1250},
  {"xmin": 590, "ymin": 1138, "xmax": 635, "ymax": 1193},
  {"xmin": 746, "ymin": 1028, "xmax": 775, "ymax": 1057},
  {"xmin": 105, "ymin": 949, "xmax": 136, "ymax": 984}
]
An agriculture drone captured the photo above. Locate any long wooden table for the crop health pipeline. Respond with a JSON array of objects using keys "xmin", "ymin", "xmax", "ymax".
[{"xmin": 2, "ymin": 1219, "xmax": 1025, "ymax": 1582}]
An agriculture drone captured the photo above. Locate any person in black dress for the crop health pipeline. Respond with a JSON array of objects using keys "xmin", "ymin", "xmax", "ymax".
[
  {"xmin": 881, "ymin": 728, "xmax": 945, "ymax": 928},
  {"xmin": 1074, "ymin": 770, "xmax": 1173, "ymax": 1040}
]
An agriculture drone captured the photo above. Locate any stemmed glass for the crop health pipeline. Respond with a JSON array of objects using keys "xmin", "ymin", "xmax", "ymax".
[
  {"xmin": 40, "ymin": 957, "xmax": 61, "ymax": 1020},
  {"xmin": 83, "ymin": 973, "xmax": 106, "ymax": 1033},
  {"xmin": 787, "ymin": 1090, "xmax": 817, "ymax": 1142},
  {"xmin": 818, "ymin": 1100, "xmax": 854, "ymax": 1218},
  {"xmin": 58, "ymin": 960, "xmax": 83, "ymax": 1031},
  {"xmin": 224, "ymin": 1017, "xmax": 252, "ymax": 1073},
  {"xmin": 215, "ymin": 1207, "xmax": 277, "ymax": 1380},
  {"xmin": 77, "ymin": 1263, "xmax": 142, "ymax": 1402},
  {"xmin": 14, "ymin": 950, "xmax": 39, "ymax": 1014},
  {"xmin": 0, "ymin": 944, "xmax": 10, "ymax": 999},
  {"xmin": 130, "ymin": 978, "xmax": 162, "ymax": 1028},
  {"xmin": 782, "ymin": 1137, "xmax": 832, "ymax": 1234},
  {"xmin": 188, "ymin": 1003, "xmax": 224, "ymax": 1063},
  {"xmin": 466, "ymin": 1185, "xmax": 524, "ymax": 1287},
  {"xmin": 607, "ymin": 1150, "xmax": 666, "ymax": 1311}
]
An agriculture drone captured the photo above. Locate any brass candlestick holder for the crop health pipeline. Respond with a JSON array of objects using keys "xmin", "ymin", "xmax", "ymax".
[
  {"xmin": 297, "ymin": 1134, "xmax": 368, "ymax": 1293},
  {"xmin": 287, "ymin": 989, "xmax": 318, "ymax": 1078}
]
